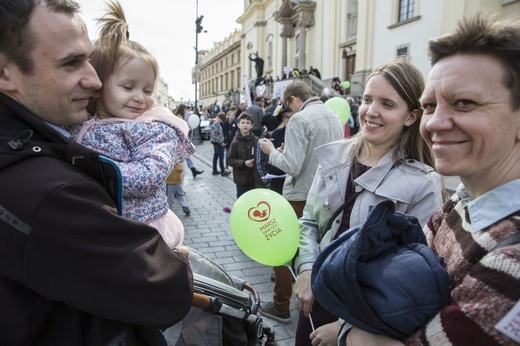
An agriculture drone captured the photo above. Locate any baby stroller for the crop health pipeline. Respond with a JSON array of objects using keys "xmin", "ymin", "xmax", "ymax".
[{"xmin": 175, "ymin": 248, "xmax": 276, "ymax": 346}]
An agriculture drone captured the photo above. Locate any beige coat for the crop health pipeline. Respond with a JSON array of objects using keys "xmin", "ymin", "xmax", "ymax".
[{"xmin": 296, "ymin": 139, "xmax": 443, "ymax": 273}]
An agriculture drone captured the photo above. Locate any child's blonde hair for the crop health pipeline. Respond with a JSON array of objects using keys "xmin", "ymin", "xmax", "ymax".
[{"xmin": 87, "ymin": 1, "xmax": 159, "ymax": 114}]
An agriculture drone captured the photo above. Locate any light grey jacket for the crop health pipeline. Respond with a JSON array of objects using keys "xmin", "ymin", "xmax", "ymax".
[
  {"xmin": 296, "ymin": 139, "xmax": 443, "ymax": 273},
  {"xmin": 268, "ymin": 97, "xmax": 344, "ymax": 201}
]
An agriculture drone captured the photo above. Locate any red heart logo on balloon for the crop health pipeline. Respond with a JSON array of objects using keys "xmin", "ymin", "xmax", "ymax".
[{"xmin": 247, "ymin": 201, "xmax": 271, "ymax": 222}]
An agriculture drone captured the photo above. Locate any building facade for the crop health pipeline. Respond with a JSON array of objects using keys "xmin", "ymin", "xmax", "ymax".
[
  {"xmin": 194, "ymin": 0, "xmax": 519, "ymax": 103},
  {"xmin": 198, "ymin": 29, "xmax": 242, "ymax": 109},
  {"xmin": 154, "ymin": 76, "xmax": 170, "ymax": 108}
]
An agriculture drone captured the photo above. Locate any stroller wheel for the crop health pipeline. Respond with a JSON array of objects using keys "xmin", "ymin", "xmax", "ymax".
[{"xmin": 247, "ymin": 318, "xmax": 263, "ymax": 343}]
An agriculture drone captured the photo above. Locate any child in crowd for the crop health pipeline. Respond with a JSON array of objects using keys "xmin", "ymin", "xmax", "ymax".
[
  {"xmin": 166, "ymin": 164, "xmax": 191, "ymax": 216},
  {"xmin": 227, "ymin": 113, "xmax": 263, "ymax": 198},
  {"xmin": 71, "ymin": 1, "xmax": 194, "ymax": 249}
]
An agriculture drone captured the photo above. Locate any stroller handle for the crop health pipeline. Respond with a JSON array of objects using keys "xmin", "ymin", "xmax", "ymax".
[
  {"xmin": 242, "ymin": 282, "xmax": 260, "ymax": 314},
  {"xmin": 193, "ymin": 292, "xmax": 223, "ymax": 314}
]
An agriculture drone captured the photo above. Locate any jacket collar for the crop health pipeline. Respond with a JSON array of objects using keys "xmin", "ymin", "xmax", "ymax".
[
  {"xmin": 235, "ymin": 131, "xmax": 255, "ymax": 140},
  {"xmin": 355, "ymin": 147, "xmax": 399, "ymax": 193},
  {"xmin": 314, "ymin": 140, "xmax": 401, "ymax": 193},
  {"xmin": 299, "ymin": 96, "xmax": 322, "ymax": 111},
  {"xmin": 0, "ymin": 92, "xmax": 122, "ymax": 210},
  {"xmin": 0, "ymin": 92, "xmax": 69, "ymax": 144}
]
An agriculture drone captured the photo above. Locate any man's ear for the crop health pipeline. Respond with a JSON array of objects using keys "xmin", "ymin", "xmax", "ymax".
[
  {"xmin": 0, "ymin": 54, "xmax": 18, "ymax": 92},
  {"xmin": 404, "ymin": 109, "xmax": 420, "ymax": 127}
]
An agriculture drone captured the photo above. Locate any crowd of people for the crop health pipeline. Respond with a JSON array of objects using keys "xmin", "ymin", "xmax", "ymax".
[{"xmin": 0, "ymin": 0, "xmax": 518, "ymax": 345}]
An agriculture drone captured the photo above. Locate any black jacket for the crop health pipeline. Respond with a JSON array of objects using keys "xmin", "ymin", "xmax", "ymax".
[
  {"xmin": 0, "ymin": 93, "xmax": 193, "ymax": 345},
  {"xmin": 226, "ymin": 131, "xmax": 262, "ymax": 187}
]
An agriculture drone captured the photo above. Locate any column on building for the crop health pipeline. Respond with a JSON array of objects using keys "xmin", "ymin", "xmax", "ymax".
[
  {"xmin": 280, "ymin": 20, "xmax": 294, "ymax": 70},
  {"xmin": 294, "ymin": 2, "xmax": 315, "ymax": 71}
]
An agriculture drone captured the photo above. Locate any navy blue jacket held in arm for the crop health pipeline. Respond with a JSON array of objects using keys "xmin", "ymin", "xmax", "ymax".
[{"xmin": 311, "ymin": 200, "xmax": 451, "ymax": 340}]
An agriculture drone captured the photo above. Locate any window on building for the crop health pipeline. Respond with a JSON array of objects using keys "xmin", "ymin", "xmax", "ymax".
[
  {"xmin": 347, "ymin": 0, "xmax": 358, "ymax": 39},
  {"xmin": 231, "ymin": 71, "xmax": 235, "ymax": 88},
  {"xmin": 225, "ymin": 73, "xmax": 229, "ymax": 90},
  {"xmin": 220, "ymin": 76, "xmax": 223, "ymax": 91},
  {"xmin": 231, "ymin": 54, "xmax": 234, "ymax": 65},
  {"xmin": 220, "ymin": 61, "xmax": 223, "ymax": 70},
  {"xmin": 396, "ymin": 43, "xmax": 410, "ymax": 57},
  {"xmin": 237, "ymin": 68, "xmax": 241, "ymax": 88},
  {"xmin": 226, "ymin": 57, "xmax": 228, "ymax": 68},
  {"xmin": 398, "ymin": 0, "xmax": 414, "ymax": 22}
]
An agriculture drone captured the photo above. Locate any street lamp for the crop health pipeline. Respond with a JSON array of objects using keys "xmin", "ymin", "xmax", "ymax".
[
  {"xmin": 194, "ymin": 14, "xmax": 203, "ymax": 114},
  {"xmin": 193, "ymin": 0, "xmax": 206, "ymax": 144}
]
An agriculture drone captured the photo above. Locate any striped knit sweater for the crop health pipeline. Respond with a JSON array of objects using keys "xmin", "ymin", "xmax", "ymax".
[{"xmin": 405, "ymin": 191, "xmax": 520, "ymax": 345}]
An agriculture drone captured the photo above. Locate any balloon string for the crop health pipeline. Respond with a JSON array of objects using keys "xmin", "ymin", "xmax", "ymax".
[{"xmin": 286, "ymin": 265, "xmax": 315, "ymax": 332}]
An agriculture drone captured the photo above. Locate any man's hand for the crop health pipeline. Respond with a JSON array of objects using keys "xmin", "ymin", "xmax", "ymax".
[
  {"xmin": 294, "ymin": 270, "xmax": 314, "ymax": 317},
  {"xmin": 310, "ymin": 321, "xmax": 341, "ymax": 346},
  {"xmin": 259, "ymin": 138, "xmax": 275, "ymax": 154},
  {"xmin": 245, "ymin": 159, "xmax": 254, "ymax": 168}
]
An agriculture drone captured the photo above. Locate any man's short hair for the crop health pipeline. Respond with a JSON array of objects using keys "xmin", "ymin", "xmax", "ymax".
[
  {"xmin": 217, "ymin": 111, "xmax": 226, "ymax": 121},
  {"xmin": 0, "ymin": 0, "xmax": 80, "ymax": 74},
  {"xmin": 238, "ymin": 112, "xmax": 253, "ymax": 123},
  {"xmin": 230, "ymin": 105, "xmax": 237, "ymax": 112},
  {"xmin": 428, "ymin": 12, "xmax": 520, "ymax": 110},
  {"xmin": 255, "ymin": 97, "xmax": 263, "ymax": 103},
  {"xmin": 282, "ymin": 80, "xmax": 313, "ymax": 106}
]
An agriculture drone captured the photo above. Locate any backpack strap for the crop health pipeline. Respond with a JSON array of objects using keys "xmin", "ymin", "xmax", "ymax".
[
  {"xmin": 321, "ymin": 191, "xmax": 361, "ymax": 240},
  {"xmin": 491, "ymin": 232, "xmax": 520, "ymax": 251}
]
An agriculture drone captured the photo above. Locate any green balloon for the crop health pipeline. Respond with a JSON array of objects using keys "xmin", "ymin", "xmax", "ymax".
[
  {"xmin": 325, "ymin": 97, "xmax": 351, "ymax": 125},
  {"xmin": 230, "ymin": 189, "xmax": 299, "ymax": 266},
  {"xmin": 340, "ymin": 81, "xmax": 351, "ymax": 89}
]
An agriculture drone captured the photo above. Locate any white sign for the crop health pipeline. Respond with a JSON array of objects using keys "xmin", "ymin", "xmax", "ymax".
[
  {"xmin": 243, "ymin": 74, "xmax": 252, "ymax": 107},
  {"xmin": 273, "ymin": 80, "xmax": 292, "ymax": 99}
]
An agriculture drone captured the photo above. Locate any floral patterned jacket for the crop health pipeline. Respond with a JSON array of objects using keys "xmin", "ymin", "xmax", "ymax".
[{"xmin": 72, "ymin": 107, "xmax": 195, "ymax": 223}]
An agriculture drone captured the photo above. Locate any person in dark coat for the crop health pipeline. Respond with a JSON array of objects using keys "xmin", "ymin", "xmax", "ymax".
[
  {"xmin": 222, "ymin": 107, "xmax": 238, "ymax": 168},
  {"xmin": 261, "ymin": 97, "xmax": 282, "ymax": 132},
  {"xmin": 227, "ymin": 113, "xmax": 263, "ymax": 198},
  {"xmin": 266, "ymin": 105, "xmax": 294, "ymax": 194},
  {"xmin": 0, "ymin": 1, "xmax": 193, "ymax": 345}
]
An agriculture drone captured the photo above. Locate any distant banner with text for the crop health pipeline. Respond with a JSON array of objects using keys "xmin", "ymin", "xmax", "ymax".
[
  {"xmin": 273, "ymin": 80, "xmax": 292, "ymax": 99},
  {"xmin": 243, "ymin": 74, "xmax": 252, "ymax": 107}
]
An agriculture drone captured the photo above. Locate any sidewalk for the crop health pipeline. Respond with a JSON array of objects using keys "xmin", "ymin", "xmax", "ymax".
[{"xmin": 164, "ymin": 140, "xmax": 298, "ymax": 346}]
